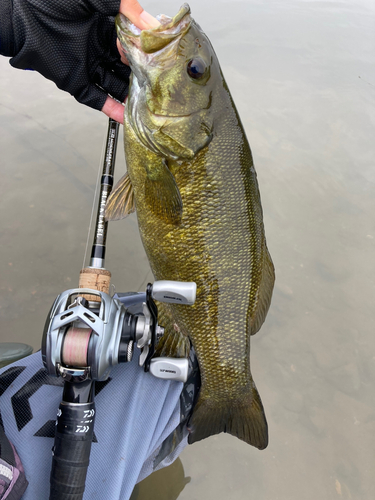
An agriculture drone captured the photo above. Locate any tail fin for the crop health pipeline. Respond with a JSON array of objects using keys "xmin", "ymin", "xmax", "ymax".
[{"xmin": 187, "ymin": 382, "xmax": 268, "ymax": 450}]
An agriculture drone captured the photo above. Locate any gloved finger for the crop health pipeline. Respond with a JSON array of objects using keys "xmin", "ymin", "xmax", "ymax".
[
  {"xmin": 101, "ymin": 96, "xmax": 125, "ymax": 124},
  {"xmin": 94, "ymin": 65, "xmax": 130, "ymax": 102},
  {"xmin": 82, "ymin": 0, "xmax": 122, "ymax": 16},
  {"xmin": 74, "ymin": 83, "xmax": 109, "ymax": 111},
  {"xmin": 110, "ymin": 59, "xmax": 132, "ymax": 82}
]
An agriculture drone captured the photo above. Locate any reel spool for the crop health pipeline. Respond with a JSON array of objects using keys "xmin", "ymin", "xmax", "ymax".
[{"xmin": 61, "ymin": 327, "xmax": 92, "ymax": 367}]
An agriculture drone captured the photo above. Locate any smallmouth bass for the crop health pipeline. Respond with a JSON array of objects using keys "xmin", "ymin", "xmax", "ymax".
[{"xmin": 106, "ymin": 3, "xmax": 275, "ymax": 450}]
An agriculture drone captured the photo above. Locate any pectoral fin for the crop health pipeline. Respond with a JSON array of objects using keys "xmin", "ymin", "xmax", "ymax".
[
  {"xmin": 145, "ymin": 160, "xmax": 183, "ymax": 224},
  {"xmin": 104, "ymin": 173, "xmax": 135, "ymax": 221}
]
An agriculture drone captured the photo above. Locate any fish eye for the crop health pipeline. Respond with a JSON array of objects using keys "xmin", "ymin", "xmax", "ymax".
[{"xmin": 187, "ymin": 58, "xmax": 207, "ymax": 80}]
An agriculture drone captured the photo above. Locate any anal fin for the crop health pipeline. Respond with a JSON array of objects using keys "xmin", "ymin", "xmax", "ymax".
[
  {"xmin": 155, "ymin": 326, "xmax": 190, "ymax": 359},
  {"xmin": 155, "ymin": 304, "xmax": 190, "ymax": 358}
]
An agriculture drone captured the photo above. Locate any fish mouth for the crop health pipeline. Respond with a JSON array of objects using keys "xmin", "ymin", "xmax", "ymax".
[
  {"xmin": 116, "ymin": 3, "xmax": 192, "ymax": 57},
  {"xmin": 117, "ymin": 3, "xmax": 213, "ymax": 159},
  {"xmin": 116, "ymin": 4, "xmax": 195, "ymax": 120}
]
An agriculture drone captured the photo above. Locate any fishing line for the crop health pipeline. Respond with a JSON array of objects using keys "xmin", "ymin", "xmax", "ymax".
[{"xmin": 82, "ymin": 126, "xmax": 108, "ymax": 271}]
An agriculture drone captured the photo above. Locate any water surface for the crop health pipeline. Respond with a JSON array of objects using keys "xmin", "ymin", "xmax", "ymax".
[{"xmin": 0, "ymin": 0, "xmax": 374, "ymax": 499}]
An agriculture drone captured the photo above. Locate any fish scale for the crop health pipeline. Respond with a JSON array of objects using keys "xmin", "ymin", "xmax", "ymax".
[{"xmin": 106, "ymin": 3, "xmax": 275, "ymax": 450}]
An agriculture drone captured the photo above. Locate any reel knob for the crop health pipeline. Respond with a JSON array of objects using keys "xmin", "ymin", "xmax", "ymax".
[
  {"xmin": 149, "ymin": 357, "xmax": 189, "ymax": 383},
  {"xmin": 151, "ymin": 281, "xmax": 196, "ymax": 305}
]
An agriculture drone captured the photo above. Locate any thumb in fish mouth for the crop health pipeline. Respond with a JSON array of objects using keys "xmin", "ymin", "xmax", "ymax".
[
  {"xmin": 116, "ymin": 1, "xmax": 161, "ymax": 64},
  {"xmin": 120, "ymin": 0, "xmax": 160, "ymax": 30},
  {"xmin": 116, "ymin": 3, "xmax": 193, "ymax": 62}
]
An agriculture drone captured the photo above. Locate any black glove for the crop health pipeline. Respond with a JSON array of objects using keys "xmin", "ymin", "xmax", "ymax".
[{"xmin": 0, "ymin": 0, "xmax": 131, "ymax": 110}]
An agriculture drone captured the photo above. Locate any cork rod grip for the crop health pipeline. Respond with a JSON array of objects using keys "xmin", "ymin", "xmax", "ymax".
[{"xmin": 79, "ymin": 268, "xmax": 111, "ymax": 301}]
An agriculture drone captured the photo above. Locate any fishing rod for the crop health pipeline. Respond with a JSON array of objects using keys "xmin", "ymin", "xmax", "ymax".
[{"xmin": 42, "ymin": 118, "xmax": 196, "ymax": 500}]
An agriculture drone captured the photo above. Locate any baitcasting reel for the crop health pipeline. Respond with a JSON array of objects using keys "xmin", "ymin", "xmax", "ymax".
[{"xmin": 42, "ymin": 280, "xmax": 196, "ymax": 384}]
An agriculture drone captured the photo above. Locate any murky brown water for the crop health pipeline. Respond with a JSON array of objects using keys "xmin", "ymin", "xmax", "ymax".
[{"xmin": 1, "ymin": 0, "xmax": 374, "ymax": 499}]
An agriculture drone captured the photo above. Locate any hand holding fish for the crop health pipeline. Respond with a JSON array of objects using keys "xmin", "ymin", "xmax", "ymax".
[
  {"xmin": 104, "ymin": 0, "xmax": 161, "ymax": 122},
  {"xmin": 0, "ymin": 0, "xmax": 159, "ymax": 123}
]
